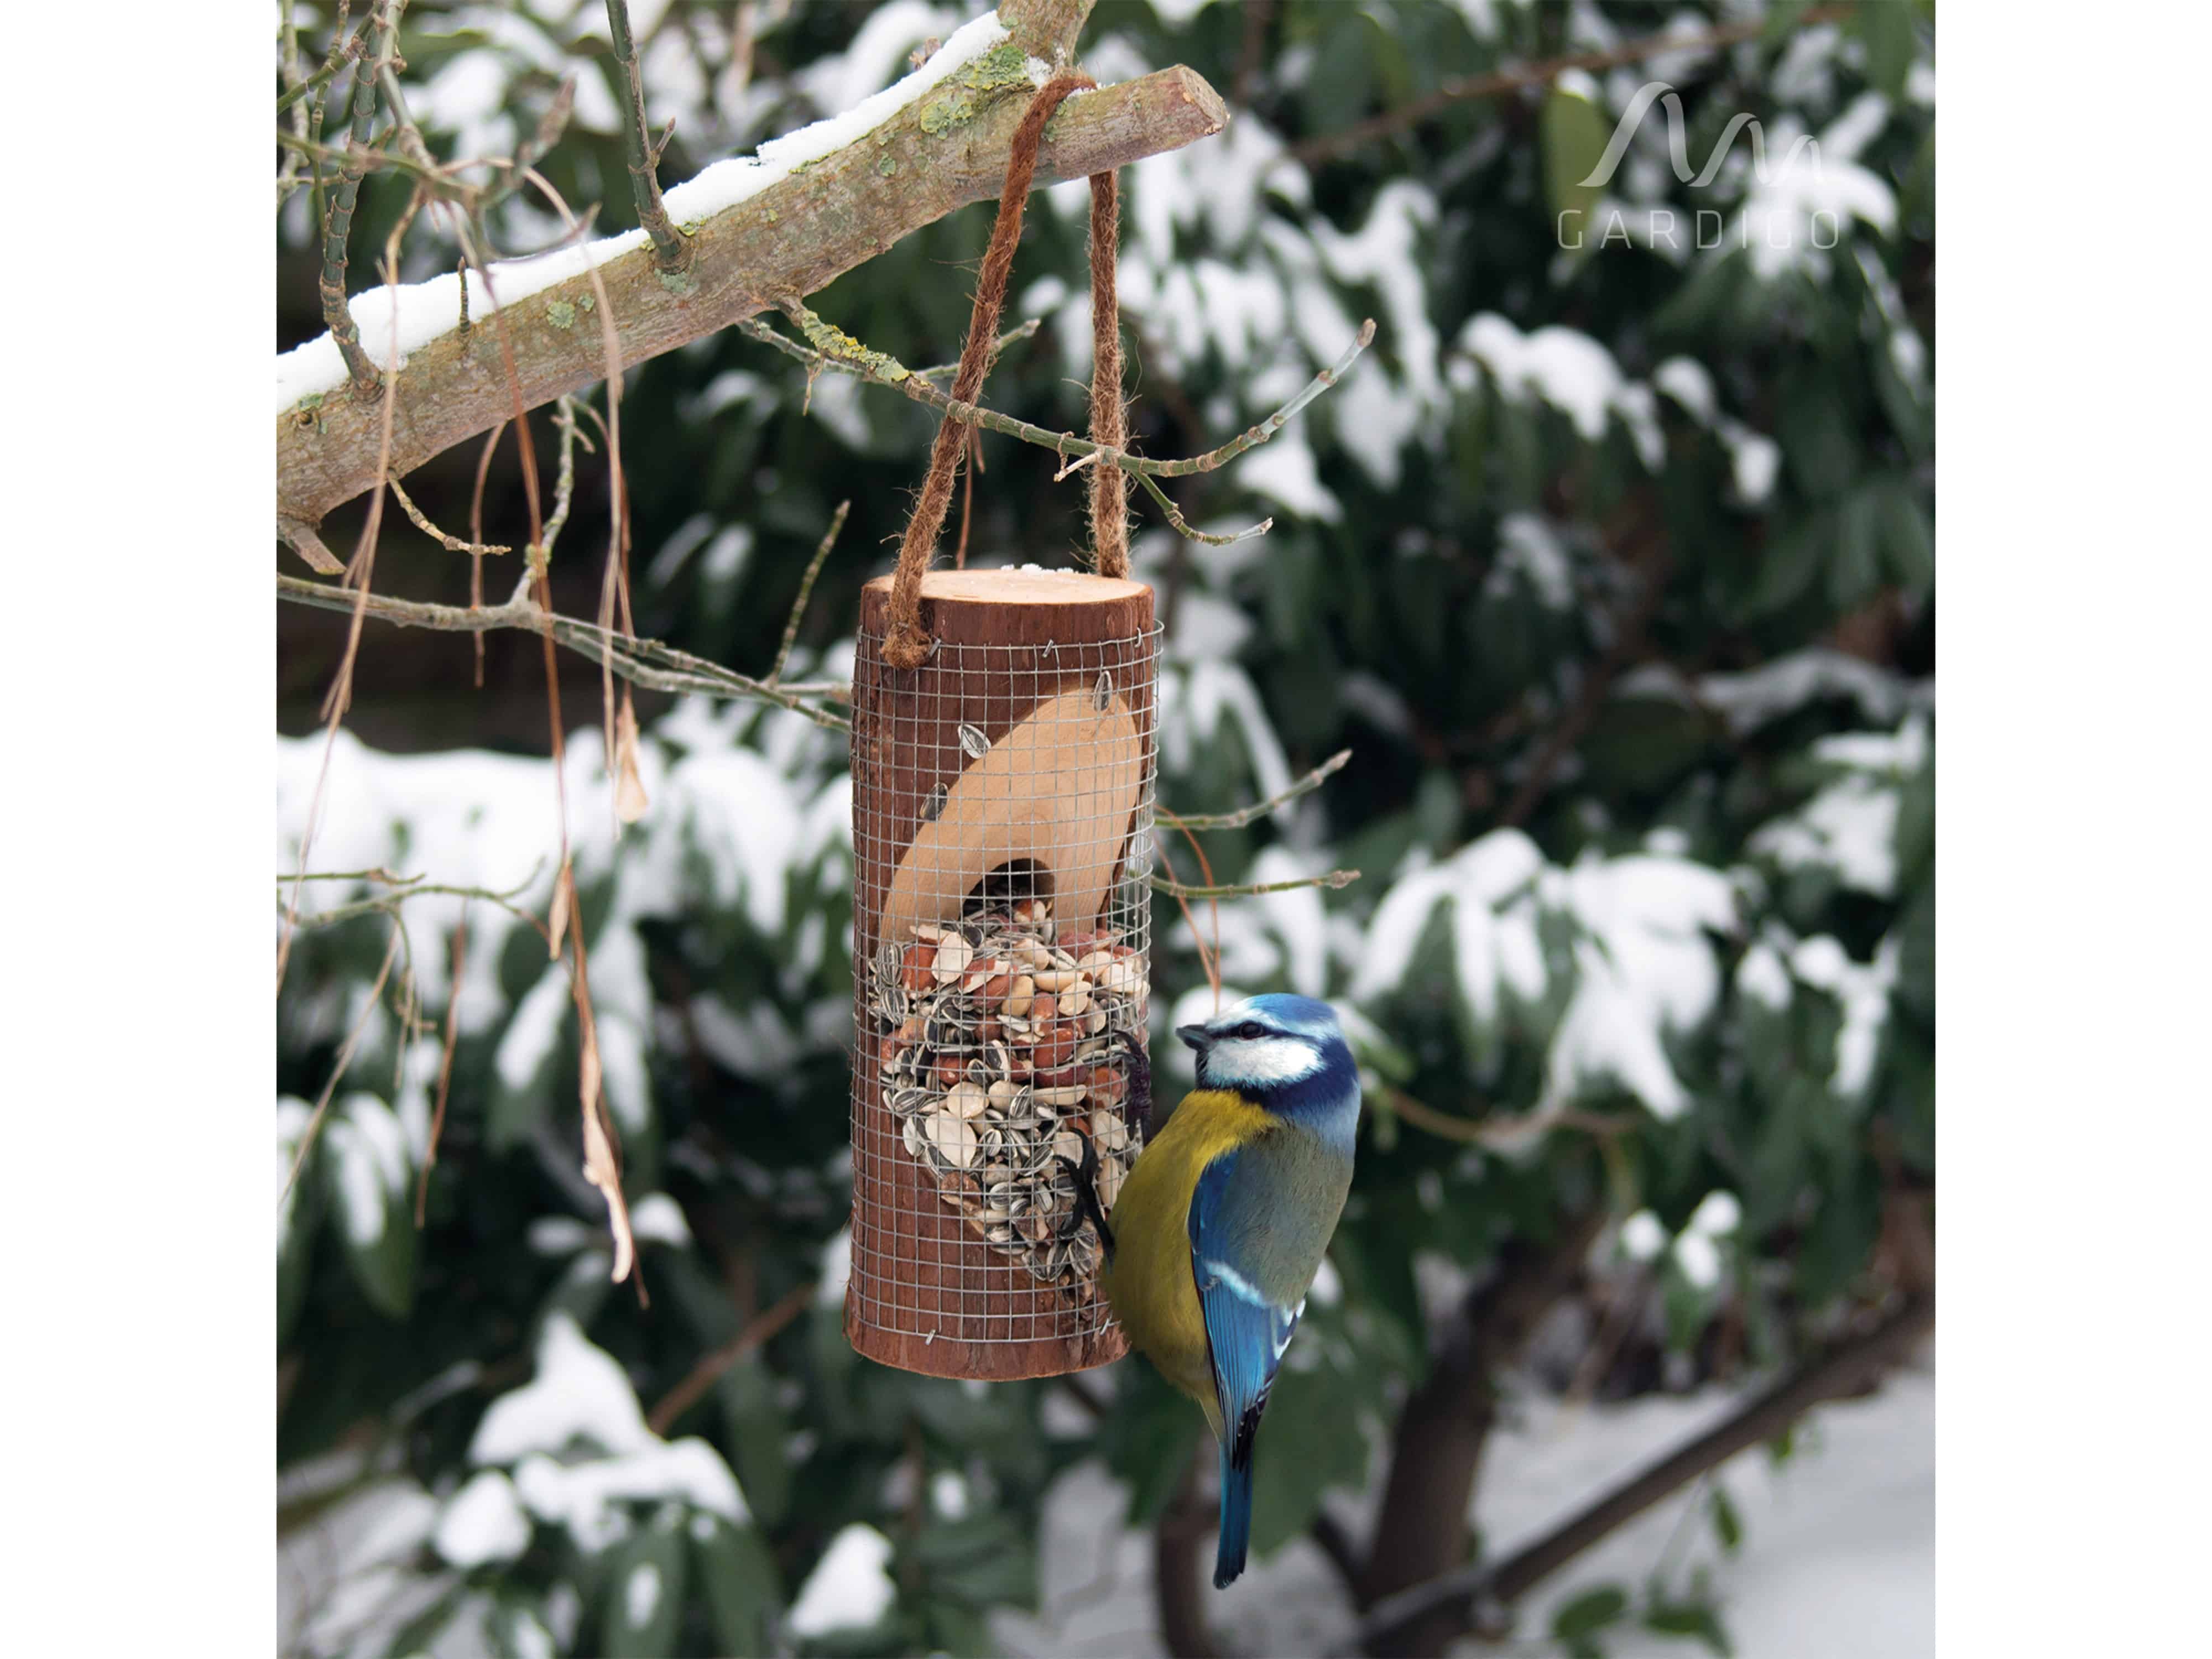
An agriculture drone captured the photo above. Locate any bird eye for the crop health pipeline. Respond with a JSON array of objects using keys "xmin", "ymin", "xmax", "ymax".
[{"xmin": 1235, "ymin": 1022, "xmax": 1265, "ymax": 1041}]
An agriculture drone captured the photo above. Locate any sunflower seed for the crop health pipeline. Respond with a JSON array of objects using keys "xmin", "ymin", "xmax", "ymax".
[{"xmin": 957, "ymin": 722, "xmax": 991, "ymax": 759}]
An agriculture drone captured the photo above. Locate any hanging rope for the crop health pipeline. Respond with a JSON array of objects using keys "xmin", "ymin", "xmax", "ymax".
[{"xmin": 881, "ymin": 73, "xmax": 1130, "ymax": 669}]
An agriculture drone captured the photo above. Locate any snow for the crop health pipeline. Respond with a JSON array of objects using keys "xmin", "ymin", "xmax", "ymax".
[
  {"xmin": 818, "ymin": 1228, "xmax": 853, "ymax": 1305},
  {"xmin": 274, "ymin": 8, "xmax": 1017, "ymax": 413},
  {"xmin": 435, "ymin": 1470, "xmax": 532, "ymax": 1567},
  {"xmin": 623, "ymin": 1561, "xmax": 663, "ymax": 1627},
  {"xmin": 1736, "ymin": 938, "xmax": 1794, "ymax": 1010},
  {"xmin": 1459, "ymin": 312, "xmax": 1661, "ymax": 467},
  {"xmin": 326, "ymin": 1093, "xmax": 410, "ymax": 1246},
  {"xmin": 1751, "ymin": 774, "xmax": 1902, "ymax": 896},
  {"xmin": 787, "ymin": 1523, "xmax": 898, "ymax": 1637},
  {"xmin": 512, "ymin": 1439, "xmax": 748, "ymax": 1553},
  {"xmin": 471, "ymin": 1312, "xmax": 655, "ymax": 1463},
  {"xmin": 1234, "ymin": 432, "xmax": 1340, "ymax": 522},
  {"xmin": 1699, "ymin": 648, "xmax": 1910, "ymax": 736},
  {"xmin": 626, "ymin": 1192, "xmax": 692, "ymax": 1248},
  {"xmin": 1620, "ymin": 1209, "xmax": 1668, "ymax": 1262},
  {"xmin": 1790, "ymin": 934, "xmax": 1900, "ymax": 1095},
  {"xmin": 1491, "ymin": 513, "xmax": 1577, "ymax": 610},
  {"xmin": 1652, "ymin": 356, "xmax": 1715, "ymax": 425},
  {"xmin": 931, "ymin": 1471, "xmax": 972, "ymax": 1520},
  {"xmin": 989, "ymin": 1359, "xmax": 1932, "ymax": 1659}
]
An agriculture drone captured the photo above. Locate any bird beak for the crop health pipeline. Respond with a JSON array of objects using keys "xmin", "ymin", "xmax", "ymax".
[{"xmin": 1175, "ymin": 1023, "xmax": 1208, "ymax": 1052}]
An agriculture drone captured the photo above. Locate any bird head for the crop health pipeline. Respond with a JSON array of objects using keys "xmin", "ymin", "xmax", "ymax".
[{"xmin": 1176, "ymin": 994, "xmax": 1355, "ymax": 1104}]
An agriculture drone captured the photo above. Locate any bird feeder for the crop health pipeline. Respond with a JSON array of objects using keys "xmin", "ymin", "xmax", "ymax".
[{"xmin": 846, "ymin": 569, "xmax": 1157, "ymax": 1379}]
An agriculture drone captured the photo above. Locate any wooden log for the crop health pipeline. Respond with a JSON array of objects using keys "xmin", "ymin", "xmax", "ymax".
[{"xmin": 847, "ymin": 568, "xmax": 1156, "ymax": 1379}]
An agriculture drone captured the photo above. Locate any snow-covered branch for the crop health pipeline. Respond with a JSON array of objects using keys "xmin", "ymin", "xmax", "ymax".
[{"xmin": 275, "ymin": 0, "xmax": 1227, "ymax": 530}]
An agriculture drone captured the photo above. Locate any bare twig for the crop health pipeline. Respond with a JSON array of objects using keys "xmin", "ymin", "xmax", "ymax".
[
  {"xmin": 316, "ymin": 1, "xmax": 394, "ymax": 397},
  {"xmin": 768, "ymin": 500, "xmax": 851, "ymax": 686},
  {"xmin": 416, "ymin": 912, "xmax": 468, "ymax": 1226},
  {"xmin": 387, "ymin": 474, "xmax": 511, "ymax": 555},
  {"xmin": 1150, "ymin": 867, "xmax": 1359, "ymax": 900},
  {"xmin": 749, "ymin": 309, "xmax": 1375, "ymax": 483},
  {"xmin": 279, "ymin": 515, "xmax": 347, "ymax": 576},
  {"xmin": 468, "ymin": 420, "xmax": 507, "ymax": 685},
  {"xmin": 280, "ymin": 924, "xmax": 404, "ymax": 1205},
  {"xmin": 277, "ymin": 865, "xmax": 549, "ymax": 938},
  {"xmin": 1348, "ymin": 1293, "xmax": 1936, "ymax": 1653},
  {"xmin": 1368, "ymin": 1081, "xmax": 1635, "ymax": 1149},
  {"xmin": 604, "ymin": 0, "xmax": 690, "ymax": 273},
  {"xmin": 1159, "ymin": 749, "xmax": 1350, "ymax": 830},
  {"xmin": 1288, "ymin": 4, "xmax": 1853, "ymax": 168},
  {"xmin": 279, "ymin": 191, "xmax": 420, "ymax": 996},
  {"xmin": 277, "ymin": 573, "xmax": 852, "ymax": 729},
  {"xmin": 645, "ymin": 1281, "xmax": 815, "ymax": 1434}
]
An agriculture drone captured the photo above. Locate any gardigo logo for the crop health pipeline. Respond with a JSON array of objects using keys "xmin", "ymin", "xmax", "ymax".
[{"xmin": 1559, "ymin": 81, "xmax": 1840, "ymax": 255}]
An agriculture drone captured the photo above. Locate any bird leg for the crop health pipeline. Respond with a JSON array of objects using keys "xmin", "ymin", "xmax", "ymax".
[{"xmin": 1053, "ymin": 1136, "xmax": 1117, "ymax": 1259}]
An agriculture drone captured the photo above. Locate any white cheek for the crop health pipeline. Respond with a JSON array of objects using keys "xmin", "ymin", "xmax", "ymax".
[{"xmin": 1212, "ymin": 1036, "xmax": 1319, "ymax": 1084}]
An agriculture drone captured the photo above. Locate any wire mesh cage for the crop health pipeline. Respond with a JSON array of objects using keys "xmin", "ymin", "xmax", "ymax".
[{"xmin": 847, "ymin": 568, "xmax": 1159, "ymax": 1379}]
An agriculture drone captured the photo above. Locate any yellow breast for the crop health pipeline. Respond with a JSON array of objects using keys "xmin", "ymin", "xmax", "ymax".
[{"xmin": 1100, "ymin": 1089, "xmax": 1271, "ymax": 1437}]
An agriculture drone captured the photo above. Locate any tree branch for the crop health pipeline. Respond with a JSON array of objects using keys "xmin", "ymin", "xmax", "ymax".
[
  {"xmin": 1158, "ymin": 748, "xmax": 1350, "ymax": 830},
  {"xmin": 317, "ymin": 1, "xmax": 393, "ymax": 398},
  {"xmin": 604, "ymin": 0, "xmax": 690, "ymax": 273},
  {"xmin": 278, "ymin": 0, "xmax": 1228, "ymax": 526},
  {"xmin": 275, "ymin": 573, "xmax": 851, "ymax": 730},
  {"xmin": 1357, "ymin": 1207, "xmax": 1608, "ymax": 1655},
  {"xmin": 1150, "ymin": 867, "xmax": 1359, "ymax": 900},
  {"xmin": 1350, "ymin": 1293, "xmax": 1936, "ymax": 1653},
  {"xmin": 645, "ymin": 1280, "xmax": 815, "ymax": 1435}
]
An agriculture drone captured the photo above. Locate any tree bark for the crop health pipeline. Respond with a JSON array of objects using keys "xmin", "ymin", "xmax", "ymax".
[
  {"xmin": 276, "ymin": 0, "xmax": 1226, "ymax": 529},
  {"xmin": 1356, "ymin": 1207, "xmax": 1606, "ymax": 1657},
  {"xmin": 1155, "ymin": 1443, "xmax": 1223, "ymax": 1659}
]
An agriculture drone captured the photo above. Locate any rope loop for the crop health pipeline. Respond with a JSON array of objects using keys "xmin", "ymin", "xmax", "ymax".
[{"xmin": 882, "ymin": 74, "xmax": 1130, "ymax": 669}]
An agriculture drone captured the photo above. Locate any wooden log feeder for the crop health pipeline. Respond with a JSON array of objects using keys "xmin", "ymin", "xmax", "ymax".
[{"xmin": 847, "ymin": 570, "xmax": 1158, "ymax": 1379}]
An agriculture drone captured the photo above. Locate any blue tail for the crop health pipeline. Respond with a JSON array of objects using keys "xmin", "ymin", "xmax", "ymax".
[{"xmin": 1213, "ymin": 1435, "xmax": 1253, "ymax": 1588}]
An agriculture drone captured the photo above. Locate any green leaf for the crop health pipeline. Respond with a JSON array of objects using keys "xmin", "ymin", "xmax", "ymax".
[
  {"xmin": 1543, "ymin": 86, "xmax": 1614, "ymax": 234},
  {"xmin": 1827, "ymin": 486, "xmax": 1883, "ymax": 611},
  {"xmin": 1645, "ymin": 1599, "xmax": 1735, "ymax": 1656},
  {"xmin": 1709, "ymin": 1483, "xmax": 1744, "ymax": 1554},
  {"xmin": 321, "ymin": 1093, "xmax": 415, "ymax": 1319},
  {"xmin": 1873, "ymin": 476, "xmax": 1934, "ymax": 593},
  {"xmin": 1248, "ymin": 1347, "xmax": 1374, "ymax": 1558},
  {"xmin": 1099, "ymin": 1363, "xmax": 1203, "ymax": 1528},
  {"xmin": 1554, "ymin": 1584, "xmax": 1631, "ymax": 1639},
  {"xmin": 692, "ymin": 1514, "xmax": 783, "ymax": 1659},
  {"xmin": 718, "ymin": 1357, "xmax": 795, "ymax": 1527},
  {"xmin": 1856, "ymin": 0, "xmax": 1916, "ymax": 98},
  {"xmin": 602, "ymin": 1512, "xmax": 689, "ymax": 1658}
]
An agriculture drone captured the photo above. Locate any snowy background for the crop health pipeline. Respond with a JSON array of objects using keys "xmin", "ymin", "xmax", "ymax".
[{"xmin": 278, "ymin": 3, "xmax": 1934, "ymax": 1655}]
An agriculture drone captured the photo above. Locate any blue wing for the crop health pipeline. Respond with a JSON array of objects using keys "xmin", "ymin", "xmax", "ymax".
[{"xmin": 1188, "ymin": 1148, "xmax": 1305, "ymax": 1587}]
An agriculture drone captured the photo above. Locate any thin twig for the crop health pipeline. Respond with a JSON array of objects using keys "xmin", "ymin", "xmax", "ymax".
[
  {"xmin": 1136, "ymin": 469, "xmax": 1271, "ymax": 545},
  {"xmin": 1369, "ymin": 1080, "xmax": 1635, "ymax": 1149},
  {"xmin": 278, "ymin": 573, "xmax": 852, "ymax": 729},
  {"xmin": 416, "ymin": 912, "xmax": 468, "ymax": 1226},
  {"xmin": 1158, "ymin": 749, "xmax": 1350, "ymax": 830},
  {"xmin": 1287, "ymin": 4, "xmax": 1853, "ymax": 168},
  {"xmin": 604, "ymin": 0, "xmax": 690, "ymax": 273},
  {"xmin": 468, "ymin": 420, "xmax": 507, "ymax": 685},
  {"xmin": 744, "ymin": 310, "xmax": 1376, "ymax": 481},
  {"xmin": 317, "ymin": 1, "xmax": 394, "ymax": 396},
  {"xmin": 387, "ymin": 474, "xmax": 512, "ymax": 555},
  {"xmin": 645, "ymin": 1280, "xmax": 815, "ymax": 1434},
  {"xmin": 768, "ymin": 500, "xmax": 851, "ymax": 686},
  {"xmin": 280, "ymin": 924, "xmax": 403, "ymax": 1206},
  {"xmin": 1150, "ymin": 867, "xmax": 1359, "ymax": 900}
]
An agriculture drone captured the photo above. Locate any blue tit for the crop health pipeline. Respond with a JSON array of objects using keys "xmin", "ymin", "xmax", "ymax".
[{"xmin": 1090, "ymin": 994, "xmax": 1359, "ymax": 1589}]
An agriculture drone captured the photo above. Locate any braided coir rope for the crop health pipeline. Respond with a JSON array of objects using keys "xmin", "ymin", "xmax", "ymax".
[{"xmin": 880, "ymin": 74, "xmax": 1130, "ymax": 669}]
